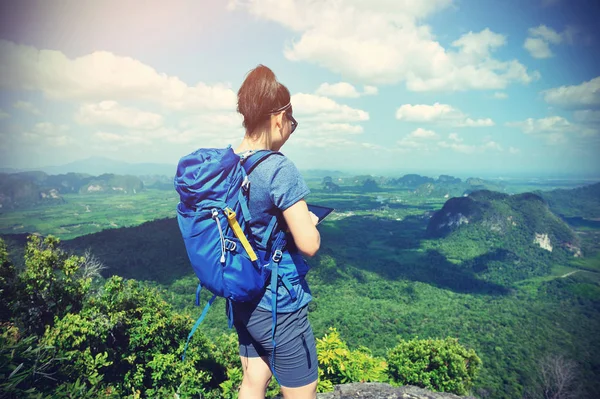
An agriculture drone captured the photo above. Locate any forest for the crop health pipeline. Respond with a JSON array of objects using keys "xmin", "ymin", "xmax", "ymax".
[{"xmin": 1, "ymin": 175, "xmax": 599, "ymax": 398}]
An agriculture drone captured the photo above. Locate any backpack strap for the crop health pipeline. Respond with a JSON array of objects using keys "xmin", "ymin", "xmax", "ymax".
[
  {"xmin": 182, "ymin": 286, "xmax": 217, "ymax": 361},
  {"xmin": 241, "ymin": 150, "xmax": 281, "ymax": 175}
]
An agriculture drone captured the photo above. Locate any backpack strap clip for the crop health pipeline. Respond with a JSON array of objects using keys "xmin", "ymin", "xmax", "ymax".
[{"xmin": 272, "ymin": 249, "xmax": 283, "ymax": 263}]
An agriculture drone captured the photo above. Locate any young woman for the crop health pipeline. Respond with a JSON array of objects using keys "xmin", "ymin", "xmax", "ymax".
[{"xmin": 233, "ymin": 64, "xmax": 321, "ymax": 399}]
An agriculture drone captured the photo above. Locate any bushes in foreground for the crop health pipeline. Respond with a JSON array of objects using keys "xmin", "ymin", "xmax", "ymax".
[{"xmin": 0, "ymin": 236, "xmax": 480, "ymax": 398}]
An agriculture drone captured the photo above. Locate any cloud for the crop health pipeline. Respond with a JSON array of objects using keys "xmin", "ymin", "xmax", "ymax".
[
  {"xmin": 509, "ymin": 146, "xmax": 520, "ymax": 154},
  {"xmin": 75, "ymin": 101, "xmax": 164, "ymax": 130},
  {"xmin": 574, "ymin": 110, "xmax": 600, "ymax": 124},
  {"xmin": 0, "ymin": 40, "xmax": 236, "ymax": 111},
  {"xmin": 437, "ymin": 133, "xmax": 502, "ymax": 153},
  {"xmin": 291, "ymin": 93, "xmax": 369, "ymax": 122},
  {"xmin": 315, "ymin": 82, "xmax": 379, "ymax": 98},
  {"xmin": 318, "ymin": 123, "xmax": 364, "ymax": 134},
  {"xmin": 524, "ymin": 37, "xmax": 553, "ymax": 59},
  {"xmin": 231, "ymin": 1, "xmax": 538, "ymax": 91},
  {"xmin": 410, "ymin": 127, "xmax": 438, "ymax": 139},
  {"xmin": 363, "ymin": 85, "xmax": 378, "ymax": 95},
  {"xmin": 396, "ymin": 127, "xmax": 439, "ymax": 150},
  {"xmin": 493, "ymin": 92, "xmax": 508, "ymax": 99},
  {"xmin": 315, "ymin": 82, "xmax": 359, "ymax": 98},
  {"xmin": 13, "ymin": 101, "xmax": 41, "ymax": 115},
  {"xmin": 523, "ymin": 24, "xmax": 577, "ymax": 59},
  {"xmin": 395, "ymin": 103, "xmax": 494, "ymax": 127},
  {"xmin": 0, "ymin": 109, "xmax": 9, "ymax": 119},
  {"xmin": 506, "ymin": 116, "xmax": 598, "ymax": 144},
  {"xmin": 541, "ymin": 76, "xmax": 600, "ymax": 109},
  {"xmin": 20, "ymin": 122, "xmax": 72, "ymax": 147}
]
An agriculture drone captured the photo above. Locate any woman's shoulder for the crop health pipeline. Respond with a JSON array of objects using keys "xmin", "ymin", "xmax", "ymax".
[{"xmin": 255, "ymin": 152, "xmax": 299, "ymax": 175}]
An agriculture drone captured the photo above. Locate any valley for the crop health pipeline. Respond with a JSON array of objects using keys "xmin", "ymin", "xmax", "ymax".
[{"xmin": 1, "ymin": 173, "xmax": 599, "ymax": 398}]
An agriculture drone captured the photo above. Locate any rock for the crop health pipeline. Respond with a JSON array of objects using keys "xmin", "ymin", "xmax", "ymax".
[{"xmin": 316, "ymin": 383, "xmax": 476, "ymax": 399}]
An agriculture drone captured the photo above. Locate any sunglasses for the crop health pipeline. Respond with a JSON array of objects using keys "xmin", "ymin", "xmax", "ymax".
[{"xmin": 268, "ymin": 102, "xmax": 298, "ymax": 134}]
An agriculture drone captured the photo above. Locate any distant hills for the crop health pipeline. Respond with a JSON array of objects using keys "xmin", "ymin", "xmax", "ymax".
[
  {"xmin": 0, "ymin": 172, "xmax": 145, "ymax": 210},
  {"xmin": 537, "ymin": 182, "xmax": 600, "ymax": 219},
  {"xmin": 6, "ymin": 156, "xmax": 176, "ymax": 177},
  {"xmin": 427, "ymin": 190, "xmax": 580, "ymax": 284}
]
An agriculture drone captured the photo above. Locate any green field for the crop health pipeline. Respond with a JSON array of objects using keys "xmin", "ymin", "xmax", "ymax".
[{"xmin": 0, "ymin": 189, "xmax": 179, "ymax": 240}]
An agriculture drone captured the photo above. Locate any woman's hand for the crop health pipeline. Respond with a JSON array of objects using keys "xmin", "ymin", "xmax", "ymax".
[
  {"xmin": 282, "ymin": 200, "xmax": 321, "ymax": 257},
  {"xmin": 309, "ymin": 211, "xmax": 319, "ymax": 226}
]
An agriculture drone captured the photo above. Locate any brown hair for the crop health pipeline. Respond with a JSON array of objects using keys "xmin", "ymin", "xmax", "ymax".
[{"xmin": 237, "ymin": 65, "xmax": 291, "ymax": 134}]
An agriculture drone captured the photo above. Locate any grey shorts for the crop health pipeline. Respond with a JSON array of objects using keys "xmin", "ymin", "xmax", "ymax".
[{"xmin": 232, "ymin": 303, "xmax": 318, "ymax": 388}]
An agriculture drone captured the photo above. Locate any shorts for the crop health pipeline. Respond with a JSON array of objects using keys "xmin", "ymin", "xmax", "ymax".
[{"xmin": 232, "ymin": 303, "xmax": 318, "ymax": 388}]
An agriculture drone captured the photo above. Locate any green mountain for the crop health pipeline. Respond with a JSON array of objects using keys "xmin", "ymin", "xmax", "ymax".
[
  {"xmin": 0, "ymin": 172, "xmax": 145, "ymax": 210},
  {"xmin": 537, "ymin": 182, "xmax": 600, "ymax": 219},
  {"xmin": 426, "ymin": 190, "xmax": 580, "ymax": 284}
]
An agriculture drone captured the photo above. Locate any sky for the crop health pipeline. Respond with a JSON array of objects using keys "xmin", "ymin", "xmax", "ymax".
[{"xmin": 0, "ymin": 0, "xmax": 599, "ymax": 178}]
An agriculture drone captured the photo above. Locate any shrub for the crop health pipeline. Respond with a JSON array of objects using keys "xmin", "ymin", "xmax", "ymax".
[{"xmin": 387, "ymin": 337, "xmax": 481, "ymax": 395}]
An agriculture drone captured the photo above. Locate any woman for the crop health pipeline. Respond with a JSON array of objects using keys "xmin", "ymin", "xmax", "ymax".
[{"xmin": 233, "ymin": 64, "xmax": 321, "ymax": 399}]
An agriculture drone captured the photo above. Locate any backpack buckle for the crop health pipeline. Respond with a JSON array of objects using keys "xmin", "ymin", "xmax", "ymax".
[
  {"xmin": 224, "ymin": 239, "xmax": 237, "ymax": 252},
  {"xmin": 272, "ymin": 249, "xmax": 283, "ymax": 263},
  {"xmin": 242, "ymin": 176, "xmax": 250, "ymax": 192}
]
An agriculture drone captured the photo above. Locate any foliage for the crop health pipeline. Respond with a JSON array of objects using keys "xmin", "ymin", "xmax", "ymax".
[
  {"xmin": 316, "ymin": 327, "xmax": 387, "ymax": 391},
  {"xmin": 387, "ymin": 337, "xmax": 481, "ymax": 396},
  {"xmin": 11, "ymin": 235, "xmax": 92, "ymax": 336}
]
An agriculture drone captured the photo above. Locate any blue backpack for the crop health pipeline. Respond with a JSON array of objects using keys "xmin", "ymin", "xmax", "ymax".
[{"xmin": 174, "ymin": 146, "xmax": 305, "ymax": 367}]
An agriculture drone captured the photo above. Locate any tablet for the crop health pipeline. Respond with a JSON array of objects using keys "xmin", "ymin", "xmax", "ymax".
[{"xmin": 307, "ymin": 204, "xmax": 335, "ymax": 225}]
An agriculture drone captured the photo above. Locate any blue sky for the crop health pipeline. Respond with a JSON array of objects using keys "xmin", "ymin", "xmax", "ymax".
[{"xmin": 0, "ymin": 0, "xmax": 599, "ymax": 178}]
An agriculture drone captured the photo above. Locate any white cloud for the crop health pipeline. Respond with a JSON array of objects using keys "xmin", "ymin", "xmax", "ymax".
[
  {"xmin": 395, "ymin": 103, "xmax": 494, "ymax": 127},
  {"xmin": 574, "ymin": 110, "xmax": 600, "ymax": 123},
  {"xmin": 363, "ymin": 85, "xmax": 378, "ymax": 95},
  {"xmin": 410, "ymin": 127, "xmax": 438, "ymax": 139},
  {"xmin": 396, "ymin": 127, "xmax": 439, "ymax": 150},
  {"xmin": 21, "ymin": 122, "xmax": 72, "ymax": 147},
  {"xmin": 437, "ymin": 133, "xmax": 502, "ymax": 153},
  {"xmin": 0, "ymin": 109, "xmax": 9, "ymax": 119},
  {"xmin": 509, "ymin": 146, "xmax": 520, "ymax": 154},
  {"xmin": 75, "ymin": 101, "xmax": 164, "ymax": 130},
  {"xmin": 315, "ymin": 82, "xmax": 379, "ymax": 98},
  {"xmin": 448, "ymin": 132, "xmax": 462, "ymax": 142},
  {"xmin": 13, "ymin": 101, "xmax": 41, "ymax": 115},
  {"xmin": 523, "ymin": 24, "xmax": 577, "ymax": 59},
  {"xmin": 316, "ymin": 82, "xmax": 360, "ymax": 98},
  {"xmin": 524, "ymin": 37, "xmax": 553, "ymax": 59},
  {"xmin": 493, "ymin": 92, "xmax": 508, "ymax": 99},
  {"xmin": 291, "ymin": 93, "xmax": 369, "ymax": 122},
  {"xmin": 542, "ymin": 76, "xmax": 600, "ymax": 108},
  {"xmin": 529, "ymin": 25, "xmax": 563, "ymax": 44},
  {"xmin": 231, "ymin": 1, "xmax": 538, "ymax": 91},
  {"xmin": 0, "ymin": 40, "xmax": 236, "ymax": 111},
  {"xmin": 318, "ymin": 123, "xmax": 364, "ymax": 134},
  {"xmin": 506, "ymin": 116, "xmax": 599, "ymax": 144}
]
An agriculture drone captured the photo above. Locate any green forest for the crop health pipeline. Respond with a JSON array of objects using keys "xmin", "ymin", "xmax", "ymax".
[{"xmin": 1, "ymin": 177, "xmax": 599, "ymax": 398}]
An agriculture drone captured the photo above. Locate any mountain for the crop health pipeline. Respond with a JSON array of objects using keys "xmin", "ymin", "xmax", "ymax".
[
  {"xmin": 426, "ymin": 190, "xmax": 580, "ymax": 284},
  {"xmin": 39, "ymin": 157, "xmax": 176, "ymax": 177},
  {"xmin": 537, "ymin": 182, "xmax": 600, "ymax": 219},
  {"xmin": 0, "ymin": 172, "xmax": 145, "ymax": 210}
]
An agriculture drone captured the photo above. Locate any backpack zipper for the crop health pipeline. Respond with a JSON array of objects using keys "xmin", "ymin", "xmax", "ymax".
[{"xmin": 212, "ymin": 208, "xmax": 226, "ymax": 264}]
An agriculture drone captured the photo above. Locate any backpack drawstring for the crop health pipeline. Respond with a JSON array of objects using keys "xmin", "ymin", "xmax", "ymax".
[{"xmin": 212, "ymin": 209, "xmax": 226, "ymax": 264}]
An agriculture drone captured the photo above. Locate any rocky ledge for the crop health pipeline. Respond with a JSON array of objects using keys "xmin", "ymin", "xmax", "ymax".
[{"xmin": 316, "ymin": 383, "xmax": 476, "ymax": 399}]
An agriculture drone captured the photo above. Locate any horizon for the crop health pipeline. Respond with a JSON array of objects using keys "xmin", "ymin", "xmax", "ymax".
[
  {"xmin": 1, "ymin": 0, "xmax": 599, "ymax": 177},
  {"xmin": 2, "ymin": 155, "xmax": 600, "ymax": 182}
]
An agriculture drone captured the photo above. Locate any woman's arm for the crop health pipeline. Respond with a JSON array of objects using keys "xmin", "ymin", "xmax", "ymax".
[{"xmin": 282, "ymin": 199, "xmax": 321, "ymax": 257}]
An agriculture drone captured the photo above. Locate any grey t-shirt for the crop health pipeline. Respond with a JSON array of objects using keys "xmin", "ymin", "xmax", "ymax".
[
  {"xmin": 241, "ymin": 152, "xmax": 313, "ymax": 312},
  {"xmin": 245, "ymin": 153, "xmax": 310, "ymax": 245}
]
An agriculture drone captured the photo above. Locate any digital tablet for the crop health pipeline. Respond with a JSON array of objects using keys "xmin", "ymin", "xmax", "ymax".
[{"xmin": 307, "ymin": 204, "xmax": 335, "ymax": 225}]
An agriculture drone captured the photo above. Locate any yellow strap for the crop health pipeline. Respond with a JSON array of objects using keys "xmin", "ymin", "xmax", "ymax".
[{"xmin": 225, "ymin": 208, "xmax": 258, "ymax": 261}]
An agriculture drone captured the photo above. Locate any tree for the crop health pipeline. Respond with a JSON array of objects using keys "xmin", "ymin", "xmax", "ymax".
[
  {"xmin": 386, "ymin": 337, "xmax": 481, "ymax": 396},
  {"xmin": 534, "ymin": 354, "xmax": 580, "ymax": 399}
]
